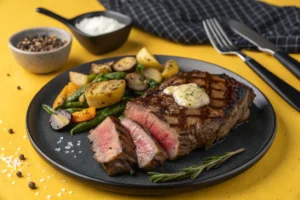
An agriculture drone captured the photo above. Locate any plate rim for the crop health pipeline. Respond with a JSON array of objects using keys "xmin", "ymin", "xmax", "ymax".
[{"xmin": 26, "ymin": 55, "xmax": 277, "ymax": 190}]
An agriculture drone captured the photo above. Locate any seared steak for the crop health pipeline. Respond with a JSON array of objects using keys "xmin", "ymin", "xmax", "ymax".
[
  {"xmin": 121, "ymin": 118, "xmax": 168, "ymax": 170},
  {"xmin": 88, "ymin": 117, "xmax": 137, "ymax": 175},
  {"xmin": 125, "ymin": 70, "xmax": 255, "ymax": 160}
]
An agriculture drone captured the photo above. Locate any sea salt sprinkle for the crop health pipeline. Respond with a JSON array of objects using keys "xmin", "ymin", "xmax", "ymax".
[{"xmin": 75, "ymin": 16, "xmax": 125, "ymax": 36}]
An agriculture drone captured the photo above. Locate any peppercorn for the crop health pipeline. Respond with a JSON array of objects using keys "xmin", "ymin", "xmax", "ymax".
[
  {"xmin": 19, "ymin": 154, "xmax": 25, "ymax": 160},
  {"xmin": 8, "ymin": 129, "xmax": 14, "ymax": 134},
  {"xmin": 28, "ymin": 182, "xmax": 36, "ymax": 189},
  {"xmin": 16, "ymin": 171, "xmax": 22, "ymax": 177},
  {"xmin": 17, "ymin": 35, "xmax": 67, "ymax": 52},
  {"xmin": 7, "ymin": 73, "xmax": 10, "ymax": 76},
  {"xmin": 17, "ymin": 86, "xmax": 21, "ymax": 90}
]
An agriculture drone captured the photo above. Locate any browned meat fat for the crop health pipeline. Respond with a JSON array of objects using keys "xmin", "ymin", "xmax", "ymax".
[
  {"xmin": 121, "ymin": 118, "xmax": 168, "ymax": 170},
  {"xmin": 88, "ymin": 117, "xmax": 137, "ymax": 176},
  {"xmin": 125, "ymin": 70, "xmax": 255, "ymax": 160}
]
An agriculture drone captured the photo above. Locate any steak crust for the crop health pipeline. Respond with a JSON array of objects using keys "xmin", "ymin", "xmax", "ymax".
[{"xmin": 125, "ymin": 70, "xmax": 255, "ymax": 160}]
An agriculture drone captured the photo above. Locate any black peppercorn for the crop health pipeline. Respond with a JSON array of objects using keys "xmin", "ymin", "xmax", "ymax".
[
  {"xmin": 7, "ymin": 73, "xmax": 10, "ymax": 76},
  {"xmin": 17, "ymin": 86, "xmax": 21, "ymax": 90},
  {"xmin": 28, "ymin": 182, "xmax": 36, "ymax": 189},
  {"xmin": 16, "ymin": 171, "xmax": 22, "ymax": 177},
  {"xmin": 8, "ymin": 129, "xmax": 14, "ymax": 134},
  {"xmin": 19, "ymin": 154, "xmax": 25, "ymax": 160}
]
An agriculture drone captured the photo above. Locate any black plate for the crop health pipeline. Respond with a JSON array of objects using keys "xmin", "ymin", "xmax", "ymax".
[{"xmin": 26, "ymin": 56, "xmax": 276, "ymax": 195}]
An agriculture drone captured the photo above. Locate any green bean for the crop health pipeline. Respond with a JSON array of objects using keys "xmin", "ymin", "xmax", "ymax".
[
  {"xmin": 65, "ymin": 108, "xmax": 85, "ymax": 113},
  {"xmin": 103, "ymin": 72, "xmax": 126, "ymax": 80},
  {"xmin": 42, "ymin": 104, "xmax": 56, "ymax": 114},
  {"xmin": 63, "ymin": 101, "xmax": 88, "ymax": 108},
  {"xmin": 88, "ymin": 74, "xmax": 97, "ymax": 82},
  {"xmin": 70, "ymin": 102, "xmax": 127, "ymax": 135}
]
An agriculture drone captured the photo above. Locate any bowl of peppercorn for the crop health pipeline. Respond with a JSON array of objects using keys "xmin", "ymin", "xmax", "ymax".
[{"xmin": 8, "ymin": 27, "xmax": 72, "ymax": 74}]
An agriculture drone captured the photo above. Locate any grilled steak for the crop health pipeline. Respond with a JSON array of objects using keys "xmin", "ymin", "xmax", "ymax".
[
  {"xmin": 121, "ymin": 118, "xmax": 168, "ymax": 170},
  {"xmin": 125, "ymin": 70, "xmax": 255, "ymax": 160},
  {"xmin": 88, "ymin": 117, "xmax": 137, "ymax": 175}
]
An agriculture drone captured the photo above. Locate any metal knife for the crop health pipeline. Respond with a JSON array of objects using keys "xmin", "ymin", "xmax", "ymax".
[{"xmin": 227, "ymin": 19, "xmax": 300, "ymax": 80}]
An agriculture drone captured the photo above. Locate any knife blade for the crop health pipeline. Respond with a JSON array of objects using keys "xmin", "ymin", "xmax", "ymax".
[{"xmin": 227, "ymin": 19, "xmax": 300, "ymax": 79}]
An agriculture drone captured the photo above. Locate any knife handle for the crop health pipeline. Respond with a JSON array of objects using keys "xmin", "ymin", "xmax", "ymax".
[
  {"xmin": 244, "ymin": 57, "xmax": 300, "ymax": 112},
  {"xmin": 274, "ymin": 51, "xmax": 300, "ymax": 79}
]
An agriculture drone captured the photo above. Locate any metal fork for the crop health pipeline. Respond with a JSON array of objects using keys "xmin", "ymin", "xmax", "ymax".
[{"xmin": 203, "ymin": 18, "xmax": 300, "ymax": 112}]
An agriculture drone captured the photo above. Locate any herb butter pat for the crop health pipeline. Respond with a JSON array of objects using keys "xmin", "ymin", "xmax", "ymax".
[{"xmin": 163, "ymin": 83, "xmax": 210, "ymax": 108}]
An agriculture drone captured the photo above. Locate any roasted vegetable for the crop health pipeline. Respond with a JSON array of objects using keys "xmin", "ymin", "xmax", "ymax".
[
  {"xmin": 71, "ymin": 107, "xmax": 96, "ymax": 123},
  {"xmin": 70, "ymin": 101, "xmax": 127, "ymax": 135},
  {"xmin": 162, "ymin": 60, "xmax": 179, "ymax": 79},
  {"xmin": 79, "ymin": 94, "xmax": 86, "ymax": 103},
  {"xmin": 66, "ymin": 82, "xmax": 79, "ymax": 97},
  {"xmin": 125, "ymin": 72, "xmax": 148, "ymax": 91},
  {"xmin": 143, "ymin": 68, "xmax": 162, "ymax": 83},
  {"xmin": 65, "ymin": 108, "xmax": 85, "ymax": 113},
  {"xmin": 136, "ymin": 63, "xmax": 145, "ymax": 74},
  {"xmin": 42, "ymin": 104, "xmax": 56, "ymax": 114},
  {"xmin": 53, "ymin": 86, "xmax": 68, "ymax": 109},
  {"xmin": 63, "ymin": 101, "xmax": 88, "ymax": 108},
  {"xmin": 136, "ymin": 47, "xmax": 163, "ymax": 70},
  {"xmin": 69, "ymin": 71, "xmax": 89, "ymax": 87},
  {"xmin": 148, "ymin": 79, "xmax": 160, "ymax": 88},
  {"xmin": 49, "ymin": 110, "xmax": 72, "ymax": 130},
  {"xmin": 66, "ymin": 72, "xmax": 126, "ymax": 103},
  {"xmin": 85, "ymin": 80, "xmax": 126, "ymax": 109},
  {"xmin": 113, "ymin": 57, "xmax": 136, "ymax": 72},
  {"xmin": 90, "ymin": 62, "xmax": 113, "ymax": 75}
]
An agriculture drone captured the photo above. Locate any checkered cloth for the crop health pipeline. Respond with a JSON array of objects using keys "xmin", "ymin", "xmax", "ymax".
[{"xmin": 99, "ymin": 0, "xmax": 300, "ymax": 53}]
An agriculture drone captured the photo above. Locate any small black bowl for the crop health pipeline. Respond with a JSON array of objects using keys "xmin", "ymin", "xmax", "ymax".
[{"xmin": 36, "ymin": 7, "xmax": 133, "ymax": 55}]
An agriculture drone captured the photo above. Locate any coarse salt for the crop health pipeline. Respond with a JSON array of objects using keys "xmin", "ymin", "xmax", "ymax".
[
  {"xmin": 62, "ymin": 188, "xmax": 66, "ymax": 192},
  {"xmin": 40, "ymin": 178, "xmax": 45, "ymax": 182},
  {"xmin": 36, "ymin": 192, "xmax": 39, "ymax": 196},
  {"xmin": 69, "ymin": 191, "xmax": 73, "ymax": 194},
  {"xmin": 2, "ymin": 169, "xmax": 7, "ymax": 173},
  {"xmin": 55, "ymin": 148, "xmax": 61, "ymax": 152},
  {"xmin": 75, "ymin": 16, "xmax": 125, "ymax": 36},
  {"xmin": 46, "ymin": 195, "xmax": 52, "ymax": 199},
  {"xmin": 78, "ymin": 151, "xmax": 82, "ymax": 154},
  {"xmin": 62, "ymin": 180, "xmax": 67, "ymax": 183},
  {"xmin": 58, "ymin": 193, "xmax": 62, "ymax": 197},
  {"xmin": 42, "ymin": 169, "xmax": 46, "ymax": 172},
  {"xmin": 44, "ymin": 186, "xmax": 47, "ymax": 189},
  {"xmin": 60, "ymin": 137, "xmax": 63, "ymax": 140},
  {"xmin": 12, "ymin": 181, "xmax": 15, "ymax": 184}
]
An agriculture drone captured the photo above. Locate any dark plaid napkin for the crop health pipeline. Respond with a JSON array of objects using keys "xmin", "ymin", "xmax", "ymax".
[{"xmin": 99, "ymin": 0, "xmax": 300, "ymax": 53}]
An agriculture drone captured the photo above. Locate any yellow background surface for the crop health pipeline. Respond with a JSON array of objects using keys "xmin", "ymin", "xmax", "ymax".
[{"xmin": 0, "ymin": 0, "xmax": 300, "ymax": 199}]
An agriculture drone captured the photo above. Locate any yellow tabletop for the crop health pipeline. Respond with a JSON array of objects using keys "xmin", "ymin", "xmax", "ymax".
[{"xmin": 1, "ymin": 0, "xmax": 300, "ymax": 199}]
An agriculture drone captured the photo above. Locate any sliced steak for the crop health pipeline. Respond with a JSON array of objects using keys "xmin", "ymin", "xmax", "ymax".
[
  {"xmin": 125, "ymin": 70, "xmax": 255, "ymax": 160},
  {"xmin": 121, "ymin": 118, "xmax": 168, "ymax": 170},
  {"xmin": 88, "ymin": 117, "xmax": 137, "ymax": 176}
]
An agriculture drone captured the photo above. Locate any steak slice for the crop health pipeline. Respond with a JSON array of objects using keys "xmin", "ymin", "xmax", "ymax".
[
  {"xmin": 125, "ymin": 70, "xmax": 255, "ymax": 160},
  {"xmin": 88, "ymin": 117, "xmax": 137, "ymax": 176},
  {"xmin": 121, "ymin": 118, "xmax": 168, "ymax": 170}
]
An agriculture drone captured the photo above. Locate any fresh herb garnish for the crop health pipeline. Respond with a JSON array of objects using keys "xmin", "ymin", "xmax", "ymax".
[
  {"xmin": 136, "ymin": 63, "xmax": 145, "ymax": 74},
  {"xmin": 148, "ymin": 148, "xmax": 245, "ymax": 183},
  {"xmin": 148, "ymin": 79, "xmax": 160, "ymax": 88}
]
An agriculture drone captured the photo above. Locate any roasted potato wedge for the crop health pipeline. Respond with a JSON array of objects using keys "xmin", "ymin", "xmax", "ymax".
[
  {"xmin": 53, "ymin": 86, "xmax": 68, "ymax": 109},
  {"xmin": 143, "ymin": 68, "xmax": 162, "ymax": 83},
  {"xmin": 71, "ymin": 107, "xmax": 96, "ymax": 123},
  {"xmin": 125, "ymin": 72, "xmax": 148, "ymax": 91},
  {"xmin": 136, "ymin": 47, "xmax": 163, "ymax": 70},
  {"xmin": 66, "ymin": 82, "xmax": 79, "ymax": 97},
  {"xmin": 85, "ymin": 80, "xmax": 126, "ymax": 108},
  {"xmin": 113, "ymin": 57, "xmax": 137, "ymax": 72},
  {"xmin": 162, "ymin": 60, "xmax": 179, "ymax": 79},
  {"xmin": 90, "ymin": 62, "xmax": 113, "ymax": 75},
  {"xmin": 69, "ymin": 72, "xmax": 89, "ymax": 87}
]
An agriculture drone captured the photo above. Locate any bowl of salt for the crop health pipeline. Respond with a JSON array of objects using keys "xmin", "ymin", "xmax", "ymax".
[{"xmin": 36, "ymin": 7, "xmax": 133, "ymax": 54}]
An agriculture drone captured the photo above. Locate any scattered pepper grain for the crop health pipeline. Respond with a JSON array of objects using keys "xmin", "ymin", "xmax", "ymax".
[
  {"xmin": 8, "ymin": 129, "xmax": 14, "ymax": 134},
  {"xmin": 19, "ymin": 154, "xmax": 25, "ymax": 160},
  {"xmin": 16, "ymin": 171, "xmax": 22, "ymax": 177},
  {"xmin": 28, "ymin": 182, "xmax": 36, "ymax": 189},
  {"xmin": 17, "ymin": 86, "xmax": 21, "ymax": 90}
]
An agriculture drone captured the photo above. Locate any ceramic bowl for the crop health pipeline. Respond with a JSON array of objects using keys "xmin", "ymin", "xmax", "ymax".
[
  {"xmin": 36, "ymin": 8, "xmax": 132, "ymax": 55},
  {"xmin": 9, "ymin": 27, "xmax": 72, "ymax": 74}
]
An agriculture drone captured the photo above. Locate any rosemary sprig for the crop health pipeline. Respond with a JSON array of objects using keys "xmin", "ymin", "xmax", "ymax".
[{"xmin": 148, "ymin": 148, "xmax": 245, "ymax": 183}]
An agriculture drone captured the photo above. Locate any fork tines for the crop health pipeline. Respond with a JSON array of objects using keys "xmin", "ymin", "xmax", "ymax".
[{"xmin": 203, "ymin": 18, "xmax": 237, "ymax": 52}]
